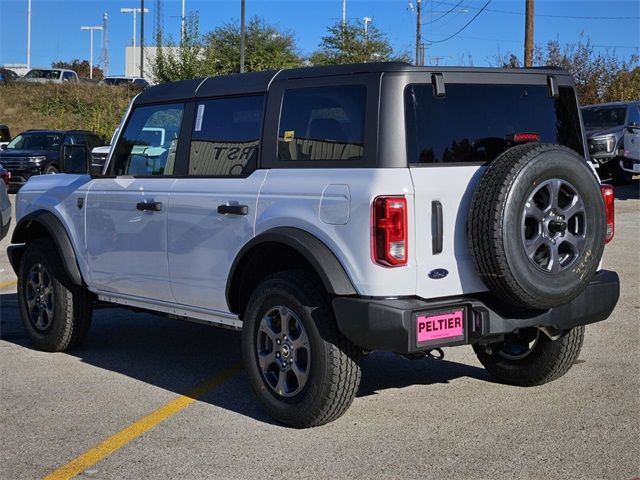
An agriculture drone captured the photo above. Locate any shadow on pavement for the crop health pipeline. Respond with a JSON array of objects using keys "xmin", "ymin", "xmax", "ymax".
[
  {"xmin": 613, "ymin": 181, "xmax": 639, "ymax": 201},
  {"xmin": 0, "ymin": 292, "xmax": 490, "ymax": 425}
]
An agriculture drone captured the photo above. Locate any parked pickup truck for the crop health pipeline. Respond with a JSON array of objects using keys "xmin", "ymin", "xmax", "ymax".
[{"xmin": 7, "ymin": 63, "xmax": 620, "ymax": 428}]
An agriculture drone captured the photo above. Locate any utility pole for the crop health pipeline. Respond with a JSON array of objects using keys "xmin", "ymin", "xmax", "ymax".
[
  {"xmin": 27, "ymin": 0, "xmax": 32, "ymax": 70},
  {"xmin": 415, "ymin": 0, "xmax": 421, "ymax": 66},
  {"xmin": 342, "ymin": 0, "xmax": 346, "ymax": 27},
  {"xmin": 181, "ymin": 0, "xmax": 186, "ymax": 42},
  {"xmin": 524, "ymin": 0, "xmax": 534, "ymax": 67},
  {"xmin": 80, "ymin": 26, "xmax": 103, "ymax": 79},
  {"xmin": 101, "ymin": 12, "xmax": 109, "ymax": 76},
  {"xmin": 240, "ymin": 0, "xmax": 246, "ymax": 73},
  {"xmin": 140, "ymin": 0, "xmax": 145, "ymax": 78}
]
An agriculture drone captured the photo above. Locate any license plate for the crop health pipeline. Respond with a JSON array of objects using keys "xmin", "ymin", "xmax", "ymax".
[{"xmin": 416, "ymin": 309, "xmax": 465, "ymax": 345}]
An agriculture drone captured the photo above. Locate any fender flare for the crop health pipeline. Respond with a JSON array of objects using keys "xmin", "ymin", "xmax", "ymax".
[
  {"xmin": 8, "ymin": 210, "xmax": 84, "ymax": 286},
  {"xmin": 226, "ymin": 227, "xmax": 357, "ymax": 312}
]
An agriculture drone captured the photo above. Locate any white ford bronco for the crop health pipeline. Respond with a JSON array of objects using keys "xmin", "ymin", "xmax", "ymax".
[{"xmin": 8, "ymin": 63, "xmax": 620, "ymax": 428}]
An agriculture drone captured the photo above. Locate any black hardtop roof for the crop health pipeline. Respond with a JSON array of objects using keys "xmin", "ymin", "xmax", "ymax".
[{"xmin": 133, "ymin": 62, "xmax": 573, "ymax": 105}]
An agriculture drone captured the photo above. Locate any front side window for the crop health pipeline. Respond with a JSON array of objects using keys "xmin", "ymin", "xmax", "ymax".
[
  {"xmin": 112, "ymin": 103, "xmax": 184, "ymax": 176},
  {"xmin": 277, "ymin": 85, "xmax": 366, "ymax": 162},
  {"xmin": 188, "ymin": 95, "xmax": 265, "ymax": 176},
  {"xmin": 406, "ymin": 83, "xmax": 584, "ymax": 164}
]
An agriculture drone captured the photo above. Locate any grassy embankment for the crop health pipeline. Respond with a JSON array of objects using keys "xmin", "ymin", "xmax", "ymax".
[{"xmin": 0, "ymin": 82, "xmax": 137, "ymax": 140}]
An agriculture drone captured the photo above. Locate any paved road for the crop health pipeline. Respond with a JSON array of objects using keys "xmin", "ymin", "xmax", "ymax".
[{"xmin": 1, "ymin": 186, "xmax": 638, "ymax": 479}]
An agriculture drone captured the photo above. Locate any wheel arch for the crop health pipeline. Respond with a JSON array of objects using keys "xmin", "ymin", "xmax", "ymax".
[
  {"xmin": 8, "ymin": 210, "xmax": 84, "ymax": 286},
  {"xmin": 226, "ymin": 227, "xmax": 357, "ymax": 316}
]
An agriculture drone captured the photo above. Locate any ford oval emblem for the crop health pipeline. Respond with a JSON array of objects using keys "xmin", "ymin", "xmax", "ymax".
[{"xmin": 428, "ymin": 268, "xmax": 449, "ymax": 279}]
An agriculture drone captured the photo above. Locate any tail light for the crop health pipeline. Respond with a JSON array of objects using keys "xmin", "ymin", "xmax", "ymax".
[
  {"xmin": 600, "ymin": 184, "xmax": 614, "ymax": 243},
  {"xmin": 511, "ymin": 132, "xmax": 540, "ymax": 143},
  {"xmin": 372, "ymin": 196, "xmax": 408, "ymax": 266},
  {"xmin": 1, "ymin": 170, "xmax": 10, "ymax": 186}
]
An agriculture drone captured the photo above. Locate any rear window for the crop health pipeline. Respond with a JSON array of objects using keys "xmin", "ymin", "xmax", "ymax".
[
  {"xmin": 405, "ymin": 84, "xmax": 584, "ymax": 164},
  {"xmin": 277, "ymin": 85, "xmax": 366, "ymax": 162}
]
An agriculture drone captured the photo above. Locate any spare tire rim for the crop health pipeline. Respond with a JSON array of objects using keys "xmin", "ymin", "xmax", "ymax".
[
  {"xmin": 25, "ymin": 263, "xmax": 55, "ymax": 332},
  {"xmin": 522, "ymin": 179, "xmax": 587, "ymax": 273},
  {"xmin": 256, "ymin": 306, "xmax": 310, "ymax": 398}
]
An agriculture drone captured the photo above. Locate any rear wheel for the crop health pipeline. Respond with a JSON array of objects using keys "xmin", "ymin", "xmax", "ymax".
[
  {"xmin": 18, "ymin": 238, "xmax": 93, "ymax": 351},
  {"xmin": 241, "ymin": 270, "xmax": 361, "ymax": 428},
  {"xmin": 473, "ymin": 326, "xmax": 584, "ymax": 386}
]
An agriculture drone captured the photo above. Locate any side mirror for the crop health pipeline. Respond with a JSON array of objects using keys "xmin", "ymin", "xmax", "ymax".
[
  {"xmin": 0, "ymin": 144, "xmax": 7, "ymax": 150},
  {"xmin": 61, "ymin": 144, "xmax": 90, "ymax": 174}
]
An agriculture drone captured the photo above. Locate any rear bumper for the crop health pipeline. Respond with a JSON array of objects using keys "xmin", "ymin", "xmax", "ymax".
[
  {"xmin": 332, "ymin": 270, "xmax": 620, "ymax": 354},
  {"xmin": 620, "ymin": 157, "xmax": 640, "ymax": 174}
]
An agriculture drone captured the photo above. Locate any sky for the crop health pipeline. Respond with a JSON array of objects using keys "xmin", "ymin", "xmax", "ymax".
[{"xmin": 0, "ymin": 0, "xmax": 638, "ymax": 76}]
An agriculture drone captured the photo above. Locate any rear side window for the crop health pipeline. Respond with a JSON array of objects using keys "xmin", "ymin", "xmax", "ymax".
[
  {"xmin": 112, "ymin": 103, "xmax": 184, "ymax": 176},
  {"xmin": 188, "ymin": 95, "xmax": 265, "ymax": 176},
  {"xmin": 405, "ymin": 84, "xmax": 584, "ymax": 164},
  {"xmin": 278, "ymin": 85, "xmax": 366, "ymax": 162}
]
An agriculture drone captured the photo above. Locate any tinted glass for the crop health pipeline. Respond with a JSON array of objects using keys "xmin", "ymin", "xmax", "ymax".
[
  {"xmin": 581, "ymin": 106, "xmax": 627, "ymax": 128},
  {"xmin": 406, "ymin": 84, "xmax": 584, "ymax": 164},
  {"xmin": 25, "ymin": 69, "xmax": 61, "ymax": 79},
  {"xmin": 188, "ymin": 95, "xmax": 265, "ymax": 176},
  {"xmin": 6, "ymin": 132, "xmax": 62, "ymax": 151},
  {"xmin": 112, "ymin": 103, "xmax": 184, "ymax": 176},
  {"xmin": 627, "ymin": 106, "xmax": 640, "ymax": 126},
  {"xmin": 278, "ymin": 85, "xmax": 366, "ymax": 162}
]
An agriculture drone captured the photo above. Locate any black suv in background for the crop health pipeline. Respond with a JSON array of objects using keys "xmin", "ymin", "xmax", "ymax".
[{"xmin": 0, "ymin": 129, "xmax": 105, "ymax": 190}]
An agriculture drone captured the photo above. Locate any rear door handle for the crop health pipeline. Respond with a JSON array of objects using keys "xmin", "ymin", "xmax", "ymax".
[
  {"xmin": 136, "ymin": 201, "xmax": 163, "ymax": 212},
  {"xmin": 217, "ymin": 204, "xmax": 248, "ymax": 215}
]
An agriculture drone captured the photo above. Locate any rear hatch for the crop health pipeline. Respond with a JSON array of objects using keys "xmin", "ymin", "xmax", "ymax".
[{"xmin": 402, "ymin": 73, "xmax": 585, "ymax": 299}]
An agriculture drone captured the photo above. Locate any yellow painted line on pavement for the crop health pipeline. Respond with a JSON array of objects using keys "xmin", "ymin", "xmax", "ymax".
[
  {"xmin": 0, "ymin": 279, "xmax": 16, "ymax": 290},
  {"xmin": 43, "ymin": 364, "xmax": 242, "ymax": 480}
]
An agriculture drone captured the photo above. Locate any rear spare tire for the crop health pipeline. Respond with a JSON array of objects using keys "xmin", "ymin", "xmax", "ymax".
[{"xmin": 468, "ymin": 143, "xmax": 605, "ymax": 310}]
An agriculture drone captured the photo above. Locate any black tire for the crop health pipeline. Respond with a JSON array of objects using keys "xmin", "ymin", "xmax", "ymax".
[
  {"xmin": 18, "ymin": 238, "xmax": 93, "ymax": 352},
  {"xmin": 241, "ymin": 270, "xmax": 361, "ymax": 428},
  {"xmin": 473, "ymin": 326, "xmax": 584, "ymax": 386},
  {"xmin": 44, "ymin": 165, "xmax": 60, "ymax": 175},
  {"xmin": 468, "ymin": 143, "xmax": 605, "ymax": 309}
]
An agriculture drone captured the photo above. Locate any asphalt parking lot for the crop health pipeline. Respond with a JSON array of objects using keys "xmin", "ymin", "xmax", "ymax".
[{"xmin": 1, "ymin": 185, "xmax": 639, "ymax": 480}]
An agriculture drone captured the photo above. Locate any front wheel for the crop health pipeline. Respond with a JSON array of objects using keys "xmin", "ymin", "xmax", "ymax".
[
  {"xmin": 44, "ymin": 165, "xmax": 60, "ymax": 175},
  {"xmin": 241, "ymin": 270, "xmax": 361, "ymax": 428},
  {"xmin": 473, "ymin": 326, "xmax": 584, "ymax": 386}
]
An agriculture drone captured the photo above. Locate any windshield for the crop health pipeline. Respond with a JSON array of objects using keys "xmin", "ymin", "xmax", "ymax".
[
  {"xmin": 6, "ymin": 132, "xmax": 62, "ymax": 151},
  {"xmin": 581, "ymin": 106, "xmax": 627, "ymax": 128},
  {"xmin": 25, "ymin": 69, "xmax": 61, "ymax": 80}
]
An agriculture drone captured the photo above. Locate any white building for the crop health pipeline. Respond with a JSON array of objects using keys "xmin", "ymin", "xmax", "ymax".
[{"xmin": 125, "ymin": 46, "xmax": 179, "ymax": 84}]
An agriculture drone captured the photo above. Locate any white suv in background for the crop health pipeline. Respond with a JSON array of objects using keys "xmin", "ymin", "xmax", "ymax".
[{"xmin": 7, "ymin": 63, "xmax": 620, "ymax": 428}]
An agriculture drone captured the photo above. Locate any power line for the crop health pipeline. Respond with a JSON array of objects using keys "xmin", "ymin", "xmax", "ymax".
[
  {"xmin": 433, "ymin": 0, "xmax": 640, "ymax": 20},
  {"xmin": 426, "ymin": 0, "xmax": 491, "ymax": 43},
  {"xmin": 425, "ymin": 0, "xmax": 466, "ymax": 24}
]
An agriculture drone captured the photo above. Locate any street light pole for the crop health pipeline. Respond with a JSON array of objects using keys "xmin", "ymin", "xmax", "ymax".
[
  {"xmin": 27, "ymin": 0, "xmax": 32, "ymax": 70},
  {"xmin": 181, "ymin": 0, "xmax": 186, "ymax": 43},
  {"xmin": 80, "ymin": 26, "xmax": 103, "ymax": 79},
  {"xmin": 240, "ymin": 0, "xmax": 246, "ymax": 73},
  {"xmin": 121, "ymin": 7, "xmax": 148, "ymax": 76},
  {"xmin": 140, "ymin": 0, "xmax": 145, "ymax": 78}
]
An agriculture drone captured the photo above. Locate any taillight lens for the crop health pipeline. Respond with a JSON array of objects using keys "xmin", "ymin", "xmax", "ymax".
[
  {"xmin": 372, "ymin": 196, "xmax": 408, "ymax": 266},
  {"xmin": 512, "ymin": 132, "xmax": 540, "ymax": 143},
  {"xmin": 600, "ymin": 184, "xmax": 614, "ymax": 243}
]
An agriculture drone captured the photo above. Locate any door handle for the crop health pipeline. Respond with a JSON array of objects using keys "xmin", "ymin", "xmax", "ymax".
[
  {"xmin": 136, "ymin": 201, "xmax": 163, "ymax": 212},
  {"xmin": 217, "ymin": 204, "xmax": 248, "ymax": 215}
]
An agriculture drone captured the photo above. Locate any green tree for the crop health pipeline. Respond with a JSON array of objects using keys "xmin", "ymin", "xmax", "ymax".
[
  {"xmin": 604, "ymin": 66, "xmax": 640, "ymax": 102},
  {"xmin": 205, "ymin": 17, "xmax": 301, "ymax": 75},
  {"xmin": 51, "ymin": 59, "xmax": 104, "ymax": 80},
  {"xmin": 310, "ymin": 21, "xmax": 408, "ymax": 66},
  {"xmin": 152, "ymin": 13, "xmax": 210, "ymax": 83}
]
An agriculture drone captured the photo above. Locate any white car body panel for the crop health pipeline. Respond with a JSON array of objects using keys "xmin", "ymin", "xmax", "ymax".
[
  {"xmin": 167, "ymin": 171, "xmax": 267, "ymax": 312},
  {"xmin": 256, "ymin": 168, "xmax": 418, "ymax": 297}
]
